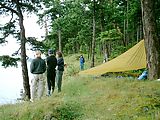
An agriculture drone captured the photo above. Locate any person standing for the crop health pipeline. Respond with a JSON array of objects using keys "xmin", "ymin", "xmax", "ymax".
[
  {"xmin": 56, "ymin": 51, "xmax": 64, "ymax": 92},
  {"xmin": 30, "ymin": 50, "xmax": 46, "ymax": 101},
  {"xmin": 46, "ymin": 49, "xmax": 57, "ymax": 96},
  {"xmin": 79, "ymin": 55, "xmax": 85, "ymax": 70}
]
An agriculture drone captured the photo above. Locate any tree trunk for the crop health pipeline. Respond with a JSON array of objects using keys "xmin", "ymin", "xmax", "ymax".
[
  {"xmin": 136, "ymin": 25, "xmax": 139, "ymax": 42},
  {"xmin": 58, "ymin": 29, "xmax": 62, "ymax": 52},
  {"xmin": 139, "ymin": 19, "xmax": 143, "ymax": 40},
  {"xmin": 44, "ymin": 16, "xmax": 48, "ymax": 36},
  {"xmin": 141, "ymin": 0, "xmax": 160, "ymax": 80},
  {"xmin": 123, "ymin": 17, "xmax": 126, "ymax": 46},
  {"xmin": 17, "ymin": 3, "xmax": 30, "ymax": 100},
  {"xmin": 136, "ymin": 16, "xmax": 143, "ymax": 42},
  {"xmin": 87, "ymin": 45, "xmax": 90, "ymax": 60},
  {"xmin": 126, "ymin": 0, "xmax": 129, "ymax": 46},
  {"xmin": 100, "ymin": 0, "xmax": 107, "ymax": 60},
  {"xmin": 91, "ymin": 0, "xmax": 96, "ymax": 68},
  {"xmin": 100, "ymin": 0, "xmax": 105, "ymax": 32}
]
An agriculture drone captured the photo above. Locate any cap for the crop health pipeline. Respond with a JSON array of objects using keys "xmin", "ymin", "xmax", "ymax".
[{"xmin": 48, "ymin": 49, "xmax": 54, "ymax": 54}]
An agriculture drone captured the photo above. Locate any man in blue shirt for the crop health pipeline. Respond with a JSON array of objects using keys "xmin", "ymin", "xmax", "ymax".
[{"xmin": 80, "ymin": 55, "xmax": 85, "ymax": 70}]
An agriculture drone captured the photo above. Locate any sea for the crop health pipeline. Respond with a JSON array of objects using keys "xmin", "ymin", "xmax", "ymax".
[{"xmin": 0, "ymin": 60, "xmax": 33, "ymax": 105}]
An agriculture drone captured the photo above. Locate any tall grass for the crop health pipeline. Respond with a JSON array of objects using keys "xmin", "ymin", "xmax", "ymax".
[{"xmin": 0, "ymin": 54, "xmax": 160, "ymax": 120}]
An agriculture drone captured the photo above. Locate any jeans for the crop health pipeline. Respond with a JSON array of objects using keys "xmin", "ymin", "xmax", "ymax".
[
  {"xmin": 80, "ymin": 63, "xmax": 84, "ymax": 70},
  {"xmin": 56, "ymin": 70, "xmax": 63, "ymax": 92},
  {"xmin": 31, "ymin": 74, "xmax": 45, "ymax": 100},
  {"xmin": 47, "ymin": 71, "xmax": 56, "ymax": 95}
]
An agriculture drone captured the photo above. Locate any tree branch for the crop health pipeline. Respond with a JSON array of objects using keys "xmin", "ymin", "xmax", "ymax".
[
  {"xmin": 0, "ymin": 2, "xmax": 19, "ymax": 16},
  {"xmin": 9, "ymin": 12, "xmax": 14, "ymax": 23}
]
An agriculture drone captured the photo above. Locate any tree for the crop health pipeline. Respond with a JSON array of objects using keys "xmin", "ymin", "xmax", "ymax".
[
  {"xmin": 0, "ymin": 0, "xmax": 39, "ymax": 100},
  {"xmin": 39, "ymin": 0, "xmax": 64, "ymax": 52},
  {"xmin": 90, "ymin": 0, "xmax": 96, "ymax": 67},
  {"xmin": 141, "ymin": 0, "xmax": 160, "ymax": 79},
  {"xmin": 41, "ymin": 0, "xmax": 92, "ymax": 54}
]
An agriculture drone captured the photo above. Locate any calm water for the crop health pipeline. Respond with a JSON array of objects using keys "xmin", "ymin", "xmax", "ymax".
[{"xmin": 0, "ymin": 61, "xmax": 32, "ymax": 105}]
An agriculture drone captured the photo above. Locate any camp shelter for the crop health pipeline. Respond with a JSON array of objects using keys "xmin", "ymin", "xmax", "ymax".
[{"xmin": 79, "ymin": 40, "xmax": 146, "ymax": 76}]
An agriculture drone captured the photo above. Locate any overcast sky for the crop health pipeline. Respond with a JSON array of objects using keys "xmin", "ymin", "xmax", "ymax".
[{"xmin": 0, "ymin": 14, "xmax": 45, "ymax": 56}]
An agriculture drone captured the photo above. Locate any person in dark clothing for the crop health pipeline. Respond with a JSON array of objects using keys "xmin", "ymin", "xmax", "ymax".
[
  {"xmin": 46, "ymin": 49, "xmax": 57, "ymax": 96},
  {"xmin": 56, "ymin": 51, "xmax": 64, "ymax": 92},
  {"xmin": 30, "ymin": 50, "xmax": 46, "ymax": 101},
  {"xmin": 79, "ymin": 55, "xmax": 85, "ymax": 70}
]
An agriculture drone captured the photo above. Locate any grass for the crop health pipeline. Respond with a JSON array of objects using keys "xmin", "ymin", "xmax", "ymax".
[{"xmin": 0, "ymin": 54, "xmax": 160, "ymax": 120}]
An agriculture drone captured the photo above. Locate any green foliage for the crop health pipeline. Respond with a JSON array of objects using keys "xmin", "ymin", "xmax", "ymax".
[
  {"xmin": 56, "ymin": 102, "xmax": 83, "ymax": 120},
  {"xmin": 66, "ymin": 64, "xmax": 79, "ymax": 76},
  {"xmin": 40, "ymin": 0, "xmax": 144, "ymax": 56},
  {"xmin": 110, "ymin": 45, "xmax": 127, "ymax": 59},
  {"xmin": 0, "ymin": 21, "xmax": 17, "ymax": 43},
  {"xmin": 64, "ymin": 54, "xmax": 81, "ymax": 76},
  {"xmin": 27, "ymin": 37, "xmax": 48, "ymax": 51},
  {"xmin": 99, "ymin": 29, "xmax": 122, "ymax": 42},
  {"xmin": 40, "ymin": 0, "xmax": 93, "ymax": 53},
  {"xmin": 0, "ymin": 55, "xmax": 20, "ymax": 68}
]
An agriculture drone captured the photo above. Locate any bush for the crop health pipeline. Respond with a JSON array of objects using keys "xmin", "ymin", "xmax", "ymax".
[
  {"xmin": 56, "ymin": 102, "xmax": 83, "ymax": 120},
  {"xmin": 65, "ymin": 64, "xmax": 79, "ymax": 76}
]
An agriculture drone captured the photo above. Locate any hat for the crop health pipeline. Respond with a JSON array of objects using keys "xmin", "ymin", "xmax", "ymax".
[{"xmin": 48, "ymin": 49, "xmax": 54, "ymax": 54}]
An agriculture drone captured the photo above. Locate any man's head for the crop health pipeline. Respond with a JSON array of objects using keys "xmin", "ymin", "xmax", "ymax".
[
  {"xmin": 35, "ymin": 50, "xmax": 42, "ymax": 58},
  {"xmin": 48, "ymin": 49, "xmax": 54, "ymax": 55},
  {"xmin": 56, "ymin": 51, "xmax": 63, "ymax": 58}
]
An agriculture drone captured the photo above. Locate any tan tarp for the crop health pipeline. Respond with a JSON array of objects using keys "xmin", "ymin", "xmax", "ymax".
[{"xmin": 79, "ymin": 40, "xmax": 146, "ymax": 75}]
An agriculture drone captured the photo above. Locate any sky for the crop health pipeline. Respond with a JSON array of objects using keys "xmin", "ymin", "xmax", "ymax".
[{"xmin": 0, "ymin": 14, "xmax": 45, "ymax": 56}]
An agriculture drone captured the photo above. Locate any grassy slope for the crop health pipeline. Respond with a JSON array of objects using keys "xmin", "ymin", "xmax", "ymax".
[{"xmin": 0, "ymin": 54, "xmax": 160, "ymax": 120}]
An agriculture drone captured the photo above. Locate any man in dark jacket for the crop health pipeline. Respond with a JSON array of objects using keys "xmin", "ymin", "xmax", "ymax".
[
  {"xmin": 46, "ymin": 49, "xmax": 57, "ymax": 96},
  {"xmin": 30, "ymin": 50, "xmax": 46, "ymax": 101}
]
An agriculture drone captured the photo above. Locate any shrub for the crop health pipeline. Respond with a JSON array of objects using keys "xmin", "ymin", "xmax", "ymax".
[{"xmin": 56, "ymin": 102, "xmax": 83, "ymax": 120}]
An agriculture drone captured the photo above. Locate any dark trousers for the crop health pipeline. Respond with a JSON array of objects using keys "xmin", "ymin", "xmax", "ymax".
[
  {"xmin": 47, "ymin": 71, "xmax": 56, "ymax": 92},
  {"xmin": 56, "ymin": 70, "xmax": 63, "ymax": 92}
]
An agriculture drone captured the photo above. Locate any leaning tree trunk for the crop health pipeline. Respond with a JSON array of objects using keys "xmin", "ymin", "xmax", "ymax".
[
  {"xmin": 17, "ymin": 4, "xmax": 30, "ymax": 100},
  {"xmin": 91, "ymin": 0, "xmax": 96, "ymax": 68},
  {"xmin": 141, "ymin": 0, "xmax": 160, "ymax": 80}
]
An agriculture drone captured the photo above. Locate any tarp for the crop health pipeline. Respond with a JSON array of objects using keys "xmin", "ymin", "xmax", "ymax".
[{"xmin": 79, "ymin": 40, "xmax": 146, "ymax": 75}]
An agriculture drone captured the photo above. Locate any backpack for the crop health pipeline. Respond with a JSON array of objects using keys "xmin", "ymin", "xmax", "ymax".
[{"xmin": 83, "ymin": 58, "xmax": 85, "ymax": 63}]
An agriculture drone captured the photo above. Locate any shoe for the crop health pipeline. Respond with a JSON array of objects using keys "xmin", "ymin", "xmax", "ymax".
[
  {"xmin": 47, "ymin": 90, "xmax": 51, "ymax": 96},
  {"xmin": 58, "ymin": 89, "xmax": 61, "ymax": 93}
]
